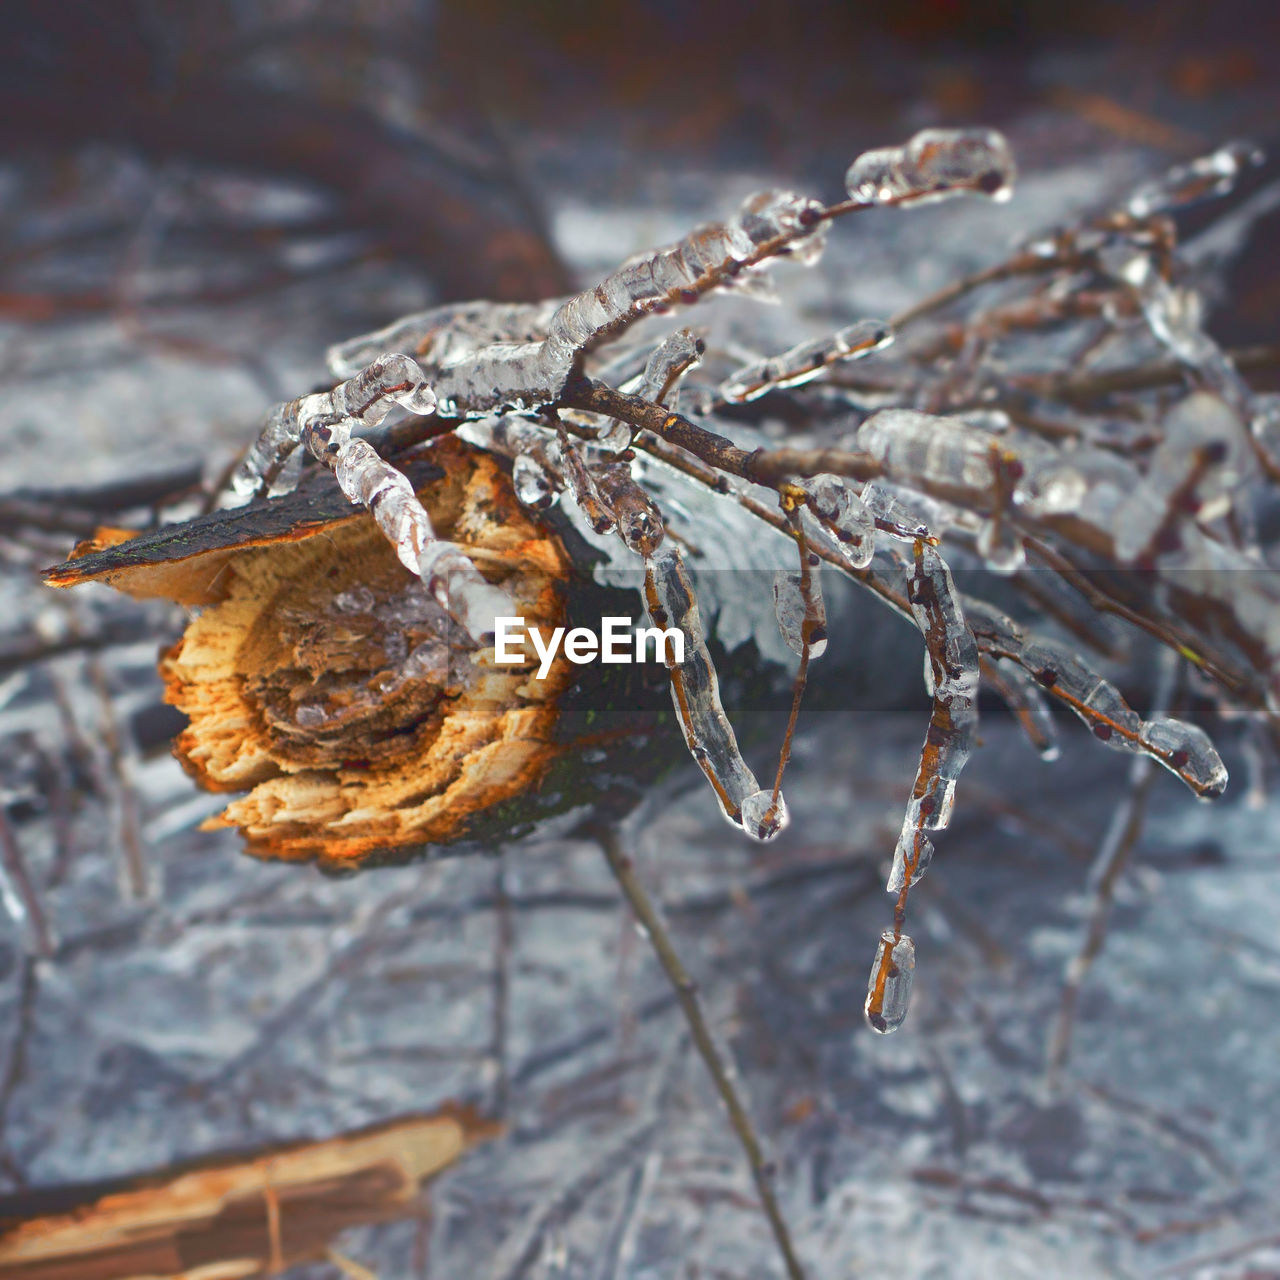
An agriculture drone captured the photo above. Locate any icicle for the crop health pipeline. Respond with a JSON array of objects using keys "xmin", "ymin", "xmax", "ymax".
[
  {"xmin": 773, "ymin": 569, "xmax": 828, "ymax": 658},
  {"xmin": 718, "ymin": 320, "xmax": 892, "ymax": 404},
  {"xmin": 1125, "ymin": 141, "xmax": 1264, "ymax": 219},
  {"xmin": 643, "ymin": 545, "xmax": 782, "ymax": 839},
  {"xmin": 887, "ymin": 541, "xmax": 979, "ymax": 892},
  {"xmin": 865, "ymin": 929, "xmax": 916, "ymax": 1034},
  {"xmin": 801, "ymin": 474, "xmax": 876, "ymax": 568},
  {"xmin": 232, "ymin": 354, "xmax": 437, "ymax": 497},
  {"xmin": 846, "ymin": 127, "xmax": 1015, "ymax": 207}
]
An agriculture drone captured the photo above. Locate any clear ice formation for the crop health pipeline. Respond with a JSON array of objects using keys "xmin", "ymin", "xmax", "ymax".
[
  {"xmin": 601, "ymin": 328, "xmax": 704, "ymax": 448},
  {"xmin": 1125, "ymin": 140, "xmax": 1263, "ymax": 218},
  {"xmin": 865, "ymin": 930, "xmax": 916, "ymax": 1034},
  {"xmin": 643, "ymin": 544, "xmax": 783, "ymax": 840},
  {"xmin": 989, "ymin": 656, "xmax": 1061, "ymax": 760},
  {"xmin": 887, "ymin": 542, "xmax": 980, "ymax": 893},
  {"xmin": 773, "ymin": 569, "xmax": 828, "ymax": 659},
  {"xmin": 215, "ymin": 126, "xmax": 1252, "ymax": 959},
  {"xmin": 1113, "ymin": 392, "xmax": 1253, "ymax": 563},
  {"xmin": 965, "ymin": 601, "xmax": 1229, "ymax": 798},
  {"xmin": 801, "ymin": 475, "xmax": 876, "ymax": 568},
  {"xmin": 232, "ymin": 352, "xmax": 439, "ymax": 497},
  {"xmin": 315, "ymin": 433, "xmax": 511, "ymax": 645},
  {"xmin": 638, "ymin": 328, "xmax": 703, "ymax": 406},
  {"xmin": 718, "ymin": 319, "xmax": 892, "ymax": 404},
  {"xmin": 845, "ymin": 127, "xmax": 1016, "ymax": 207}
]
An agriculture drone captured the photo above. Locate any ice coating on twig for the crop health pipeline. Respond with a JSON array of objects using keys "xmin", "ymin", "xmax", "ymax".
[
  {"xmin": 231, "ymin": 353, "xmax": 438, "ymax": 497},
  {"xmin": 326, "ymin": 300, "xmax": 562, "ymax": 379},
  {"xmin": 306, "ymin": 432, "xmax": 511, "ymax": 644},
  {"xmin": 773, "ymin": 569, "xmax": 828, "ymax": 659},
  {"xmin": 985, "ymin": 655, "xmax": 1061, "ymax": 760},
  {"xmin": 594, "ymin": 460, "xmax": 666, "ymax": 558},
  {"xmin": 1125, "ymin": 141, "xmax": 1264, "ymax": 219},
  {"xmin": 1113, "ymin": 392, "xmax": 1253, "ymax": 563},
  {"xmin": 800, "ymin": 475, "xmax": 876, "ymax": 570},
  {"xmin": 542, "ymin": 187, "xmax": 827, "ymax": 364},
  {"xmin": 860, "ymin": 482, "xmax": 942, "ymax": 543},
  {"xmin": 600, "ymin": 328, "xmax": 703, "ymax": 449},
  {"xmin": 555, "ymin": 430, "xmax": 617, "ymax": 535},
  {"xmin": 845, "ymin": 127, "xmax": 1015, "ymax": 207},
  {"xmin": 643, "ymin": 545, "xmax": 781, "ymax": 839},
  {"xmin": 974, "ymin": 623, "xmax": 1229, "ymax": 798},
  {"xmin": 858, "ymin": 408, "xmax": 1000, "ymax": 491},
  {"xmin": 1139, "ymin": 717, "xmax": 1229, "ymax": 797},
  {"xmin": 719, "ymin": 319, "xmax": 892, "ymax": 404},
  {"xmin": 865, "ymin": 929, "xmax": 916, "ymax": 1034},
  {"xmin": 887, "ymin": 541, "xmax": 979, "ymax": 894},
  {"xmin": 1099, "ymin": 243, "xmax": 1260, "ymax": 436},
  {"xmin": 639, "ymin": 328, "xmax": 704, "ymax": 405}
]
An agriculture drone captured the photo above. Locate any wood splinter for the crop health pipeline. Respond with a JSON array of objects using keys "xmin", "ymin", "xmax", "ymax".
[{"xmin": 0, "ymin": 1105, "xmax": 498, "ymax": 1279}]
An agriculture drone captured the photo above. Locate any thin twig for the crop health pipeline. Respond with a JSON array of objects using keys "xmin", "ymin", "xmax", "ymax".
[
  {"xmin": 1045, "ymin": 656, "xmax": 1179, "ymax": 1087},
  {"xmin": 594, "ymin": 824, "xmax": 808, "ymax": 1280},
  {"xmin": 0, "ymin": 808, "xmax": 55, "ymax": 959}
]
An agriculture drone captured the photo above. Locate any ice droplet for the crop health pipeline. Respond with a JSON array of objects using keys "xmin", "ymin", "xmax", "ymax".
[
  {"xmin": 865, "ymin": 930, "xmax": 916, "ymax": 1034},
  {"xmin": 976, "ymin": 518, "xmax": 1026, "ymax": 572},
  {"xmin": 846, "ymin": 127, "xmax": 1015, "ymax": 207},
  {"xmin": 741, "ymin": 789, "xmax": 790, "ymax": 841},
  {"xmin": 1139, "ymin": 716, "xmax": 1229, "ymax": 798},
  {"xmin": 513, "ymin": 452, "xmax": 556, "ymax": 510}
]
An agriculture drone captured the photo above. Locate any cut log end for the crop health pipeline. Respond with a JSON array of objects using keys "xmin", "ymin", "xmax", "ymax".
[{"xmin": 52, "ymin": 439, "xmax": 574, "ymax": 869}]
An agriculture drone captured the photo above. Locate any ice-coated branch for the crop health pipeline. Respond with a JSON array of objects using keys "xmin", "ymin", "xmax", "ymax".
[
  {"xmin": 843, "ymin": 127, "xmax": 1016, "ymax": 208},
  {"xmin": 863, "ymin": 538, "xmax": 979, "ymax": 1036},
  {"xmin": 1124, "ymin": 140, "xmax": 1263, "ymax": 219},
  {"xmin": 718, "ymin": 319, "xmax": 892, "ymax": 404},
  {"xmin": 964, "ymin": 598, "xmax": 1229, "ymax": 798},
  {"xmin": 889, "ymin": 540, "xmax": 981, "ymax": 893},
  {"xmin": 231, "ymin": 352, "xmax": 439, "ymax": 498}
]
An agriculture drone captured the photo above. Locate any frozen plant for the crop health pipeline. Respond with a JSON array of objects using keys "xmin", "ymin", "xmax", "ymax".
[{"xmin": 53, "ymin": 126, "xmax": 1275, "ymax": 1280}]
